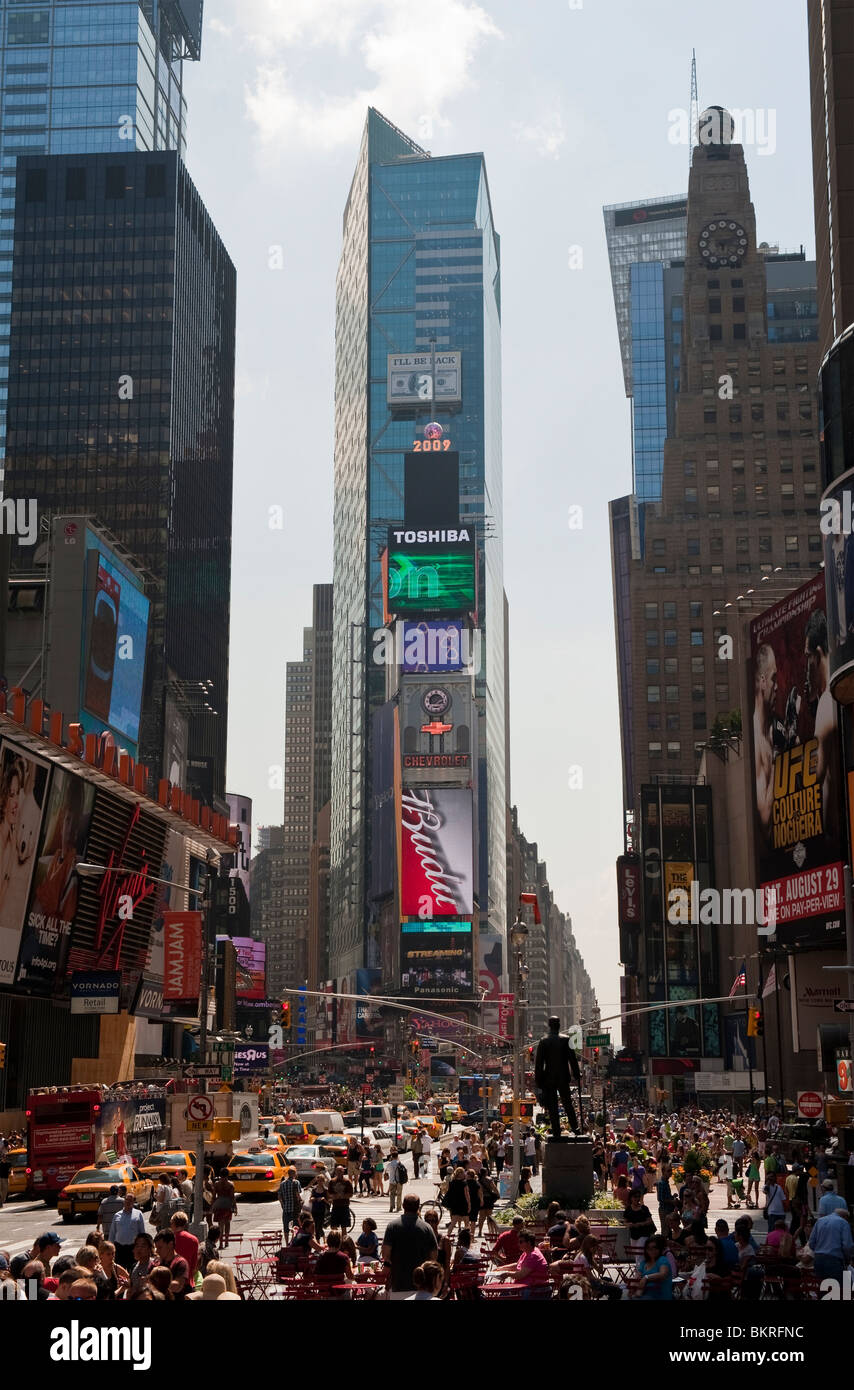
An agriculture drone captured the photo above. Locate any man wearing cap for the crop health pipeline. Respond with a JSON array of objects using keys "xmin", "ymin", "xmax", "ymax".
[
  {"xmin": 108, "ymin": 1191, "xmax": 146, "ymax": 1273},
  {"xmin": 29, "ymin": 1232, "xmax": 62, "ymax": 1273},
  {"xmin": 818, "ymin": 1178, "xmax": 849, "ymax": 1217}
]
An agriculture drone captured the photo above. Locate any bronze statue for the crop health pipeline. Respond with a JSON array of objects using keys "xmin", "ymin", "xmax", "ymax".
[{"xmin": 535, "ymin": 1016, "xmax": 582, "ymax": 1140}]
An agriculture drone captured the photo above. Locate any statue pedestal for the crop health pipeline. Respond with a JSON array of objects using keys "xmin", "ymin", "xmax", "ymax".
[{"xmin": 541, "ymin": 1138, "xmax": 594, "ymax": 1205}]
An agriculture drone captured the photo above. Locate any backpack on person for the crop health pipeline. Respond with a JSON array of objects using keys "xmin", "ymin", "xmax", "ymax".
[{"xmin": 396, "ymin": 1161, "xmax": 408, "ymax": 1184}]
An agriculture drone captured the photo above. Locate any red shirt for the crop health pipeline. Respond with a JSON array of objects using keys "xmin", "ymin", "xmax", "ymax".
[
  {"xmin": 173, "ymin": 1230, "xmax": 199, "ymax": 1279},
  {"xmin": 492, "ymin": 1229, "xmax": 522, "ymax": 1264}
]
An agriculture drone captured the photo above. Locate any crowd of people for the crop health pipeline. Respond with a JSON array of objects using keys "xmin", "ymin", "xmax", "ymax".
[{"xmin": 0, "ymin": 1218, "xmax": 242, "ymax": 1301}]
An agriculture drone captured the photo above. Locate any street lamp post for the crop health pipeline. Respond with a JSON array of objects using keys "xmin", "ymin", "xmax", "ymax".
[{"xmin": 510, "ymin": 914, "xmax": 529, "ymax": 1200}]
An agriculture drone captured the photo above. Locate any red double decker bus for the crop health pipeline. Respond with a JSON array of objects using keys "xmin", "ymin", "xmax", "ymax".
[{"xmin": 27, "ymin": 1084, "xmax": 167, "ymax": 1205}]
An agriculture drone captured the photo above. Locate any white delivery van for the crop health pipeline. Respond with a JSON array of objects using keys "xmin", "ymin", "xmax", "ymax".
[
  {"xmin": 299, "ymin": 1109, "xmax": 345, "ymax": 1134},
  {"xmin": 359, "ymin": 1104, "xmax": 393, "ymax": 1128}
]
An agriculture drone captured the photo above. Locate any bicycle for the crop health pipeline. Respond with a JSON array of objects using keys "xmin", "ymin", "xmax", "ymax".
[{"xmin": 327, "ymin": 1204, "xmax": 357, "ymax": 1233}]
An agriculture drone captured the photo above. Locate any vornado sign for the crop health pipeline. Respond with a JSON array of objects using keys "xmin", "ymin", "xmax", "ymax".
[{"xmin": 400, "ymin": 787, "xmax": 473, "ymax": 918}]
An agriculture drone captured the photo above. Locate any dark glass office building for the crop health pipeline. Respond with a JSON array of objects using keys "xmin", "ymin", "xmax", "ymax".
[{"xmin": 5, "ymin": 149, "xmax": 235, "ymax": 800}]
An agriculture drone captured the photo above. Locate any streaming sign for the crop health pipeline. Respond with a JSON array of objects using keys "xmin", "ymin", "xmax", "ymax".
[{"xmin": 400, "ymin": 920, "xmax": 473, "ymax": 998}]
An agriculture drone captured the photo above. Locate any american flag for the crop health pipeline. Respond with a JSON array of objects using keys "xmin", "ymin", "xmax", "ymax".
[{"xmin": 729, "ymin": 965, "xmax": 747, "ymax": 998}]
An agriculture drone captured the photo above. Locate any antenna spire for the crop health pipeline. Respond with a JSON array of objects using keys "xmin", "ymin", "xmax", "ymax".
[{"xmin": 690, "ymin": 49, "xmax": 699, "ymax": 170}]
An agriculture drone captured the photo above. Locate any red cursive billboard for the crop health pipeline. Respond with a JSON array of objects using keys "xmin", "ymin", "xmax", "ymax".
[{"xmin": 400, "ymin": 787, "xmax": 473, "ymax": 918}]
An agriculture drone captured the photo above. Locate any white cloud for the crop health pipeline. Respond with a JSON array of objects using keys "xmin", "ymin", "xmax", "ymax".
[
  {"xmin": 513, "ymin": 112, "xmax": 566, "ymax": 159},
  {"xmin": 231, "ymin": 0, "xmax": 502, "ymax": 153}
]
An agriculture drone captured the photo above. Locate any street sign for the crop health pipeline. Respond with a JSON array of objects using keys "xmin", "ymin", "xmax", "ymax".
[
  {"xmin": 209, "ymin": 1040, "xmax": 236, "ymax": 1053},
  {"xmin": 360, "ymin": 1083, "xmax": 371, "ymax": 1096},
  {"xmin": 837, "ymin": 1058, "xmax": 853, "ymax": 1094},
  {"xmin": 585, "ymin": 1034, "xmax": 611, "ymax": 1047},
  {"xmin": 187, "ymin": 1094, "xmax": 215, "ymax": 1124},
  {"xmin": 834, "ymin": 1000, "xmax": 854, "ymax": 1014},
  {"xmin": 388, "ymin": 1085, "xmax": 406, "ymax": 1103},
  {"xmin": 220, "ymin": 1067, "xmax": 233, "ymax": 1083},
  {"xmin": 797, "ymin": 1090, "xmax": 824, "ymax": 1120},
  {"xmin": 187, "ymin": 1119, "xmax": 212, "ymax": 1131},
  {"xmin": 182, "ymin": 1064, "xmax": 221, "ymax": 1079}
]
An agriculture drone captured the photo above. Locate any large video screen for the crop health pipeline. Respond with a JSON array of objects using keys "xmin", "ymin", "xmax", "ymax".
[
  {"xmin": 749, "ymin": 573, "xmax": 845, "ymax": 946},
  {"xmin": 400, "ymin": 920, "xmax": 473, "ymax": 998},
  {"xmin": 386, "ymin": 529, "xmax": 476, "ymax": 619},
  {"xmin": 82, "ymin": 542, "xmax": 150, "ymax": 746},
  {"xmin": 400, "ymin": 787, "xmax": 473, "ymax": 918}
]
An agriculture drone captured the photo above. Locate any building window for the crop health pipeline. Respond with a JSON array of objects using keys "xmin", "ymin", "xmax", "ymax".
[
  {"xmin": 683, "ymin": 459, "xmax": 696, "ymax": 476},
  {"xmin": 703, "ymin": 409, "xmax": 717, "ymax": 425},
  {"xmin": 736, "ymin": 535, "xmax": 749, "ymax": 552},
  {"xmin": 690, "ymin": 602, "xmax": 703, "ymax": 619},
  {"xmin": 684, "ymin": 487, "xmax": 698, "ymax": 504},
  {"xmin": 664, "ymin": 629, "xmax": 677, "ymax": 646},
  {"xmin": 647, "ymin": 659, "xmax": 660, "ymax": 675},
  {"xmin": 715, "ymin": 682, "xmax": 729, "ymax": 702},
  {"xmin": 751, "ymin": 404, "xmax": 764, "ymax": 421},
  {"xmin": 665, "ymin": 686, "xmax": 679, "ymax": 703},
  {"xmin": 688, "ymin": 565, "xmax": 700, "ymax": 575},
  {"xmin": 105, "ymin": 165, "xmax": 126, "ymax": 199},
  {"xmin": 706, "ymin": 458, "xmax": 719, "ymax": 473},
  {"xmin": 649, "ymin": 742, "xmax": 662, "ymax": 758},
  {"xmin": 709, "ymin": 535, "xmax": 723, "ymax": 553},
  {"xmin": 666, "ymin": 714, "xmax": 680, "ymax": 730},
  {"xmin": 664, "ymin": 658, "xmax": 678, "ymax": 674},
  {"xmin": 663, "ymin": 602, "xmax": 676, "ymax": 619},
  {"xmin": 653, "ymin": 539, "xmax": 666, "ymax": 555},
  {"xmin": 66, "ymin": 167, "xmax": 86, "ymax": 201},
  {"xmin": 646, "ymin": 630, "xmax": 659, "ymax": 648},
  {"xmin": 733, "ymin": 323, "xmax": 746, "ymax": 340},
  {"xmin": 709, "ymin": 297, "xmax": 722, "ymax": 313},
  {"xmin": 733, "ymin": 484, "xmax": 746, "ymax": 503},
  {"xmin": 667, "ymin": 742, "xmax": 681, "ymax": 759},
  {"xmin": 733, "ymin": 296, "xmax": 745, "ymax": 312},
  {"xmin": 687, "ymin": 536, "xmax": 700, "ymax": 555},
  {"xmin": 710, "ymin": 324, "xmax": 722, "ymax": 341},
  {"xmin": 693, "ymin": 712, "xmax": 707, "ymax": 729},
  {"xmin": 729, "ymin": 405, "xmax": 742, "ymax": 423},
  {"xmin": 692, "ymin": 684, "xmax": 705, "ymax": 702},
  {"xmin": 690, "ymin": 630, "xmax": 704, "ymax": 646},
  {"xmin": 644, "ymin": 603, "xmax": 659, "ymax": 619},
  {"xmin": 707, "ymin": 485, "xmax": 720, "ymax": 502},
  {"xmin": 691, "ymin": 656, "xmax": 705, "ymax": 673},
  {"xmin": 145, "ymin": 163, "xmax": 167, "ymax": 198},
  {"xmin": 759, "ymin": 535, "xmax": 772, "ymax": 552},
  {"xmin": 647, "ymin": 686, "xmax": 660, "ymax": 703},
  {"xmin": 785, "ymin": 535, "xmax": 799, "ymax": 551},
  {"xmin": 648, "ymin": 713, "xmax": 661, "ymax": 730}
]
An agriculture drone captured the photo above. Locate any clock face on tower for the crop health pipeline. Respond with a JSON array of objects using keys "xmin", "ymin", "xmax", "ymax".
[{"xmin": 698, "ymin": 219, "xmax": 748, "ymax": 268}]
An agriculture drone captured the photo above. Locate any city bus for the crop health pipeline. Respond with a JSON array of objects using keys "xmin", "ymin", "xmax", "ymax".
[{"xmin": 26, "ymin": 1084, "xmax": 167, "ymax": 1205}]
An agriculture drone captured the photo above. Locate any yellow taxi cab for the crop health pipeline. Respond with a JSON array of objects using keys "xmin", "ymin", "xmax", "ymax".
[
  {"xmin": 225, "ymin": 1146, "xmax": 288, "ymax": 1198},
  {"xmin": 137, "ymin": 1149, "xmax": 198, "ymax": 1180},
  {"xmin": 7, "ymin": 1148, "xmax": 28, "ymax": 1198},
  {"xmin": 319, "ymin": 1133, "xmax": 349, "ymax": 1163},
  {"xmin": 272, "ymin": 1120, "xmax": 320, "ymax": 1148},
  {"xmin": 57, "ymin": 1161, "xmax": 154, "ymax": 1223}
]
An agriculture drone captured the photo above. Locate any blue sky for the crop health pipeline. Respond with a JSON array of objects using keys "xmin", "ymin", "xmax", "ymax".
[{"xmin": 183, "ymin": 0, "xmax": 815, "ymax": 1030}]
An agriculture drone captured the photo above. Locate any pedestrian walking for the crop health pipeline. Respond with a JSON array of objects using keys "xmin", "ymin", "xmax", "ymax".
[
  {"xmin": 385, "ymin": 1150, "xmax": 406, "ymax": 1213},
  {"xmin": 278, "ymin": 1165, "xmax": 303, "ymax": 1243},
  {"xmin": 211, "ymin": 1173, "xmax": 237, "ymax": 1248},
  {"xmin": 308, "ymin": 1171, "xmax": 329, "ymax": 1232},
  {"xmin": 346, "ymin": 1138, "xmax": 362, "ymax": 1185},
  {"xmin": 382, "ymin": 1195, "xmax": 439, "ymax": 1298},
  {"xmin": 419, "ymin": 1129, "xmax": 432, "ymax": 1178},
  {"xmin": 523, "ymin": 1129, "xmax": 537, "ymax": 1175},
  {"xmin": 443, "ymin": 1166, "xmax": 471, "ymax": 1234}
]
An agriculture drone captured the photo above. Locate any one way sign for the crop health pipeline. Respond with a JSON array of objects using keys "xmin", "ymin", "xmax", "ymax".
[{"xmin": 833, "ymin": 1000, "xmax": 854, "ymax": 1014}]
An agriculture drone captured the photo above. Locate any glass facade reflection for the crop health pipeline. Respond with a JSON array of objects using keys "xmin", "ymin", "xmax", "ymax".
[
  {"xmin": 330, "ymin": 110, "xmax": 505, "ymax": 979},
  {"xmin": 641, "ymin": 782, "xmax": 719, "ymax": 1061},
  {"xmin": 0, "ymin": 0, "xmax": 202, "ymax": 464},
  {"xmin": 5, "ymin": 150, "xmax": 235, "ymax": 798}
]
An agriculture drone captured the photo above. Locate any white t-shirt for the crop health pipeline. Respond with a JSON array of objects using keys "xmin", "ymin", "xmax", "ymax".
[
  {"xmin": 524, "ymin": 1136, "xmax": 536, "ymax": 1157},
  {"xmin": 421, "ymin": 1134, "xmax": 432, "ymax": 1154}
]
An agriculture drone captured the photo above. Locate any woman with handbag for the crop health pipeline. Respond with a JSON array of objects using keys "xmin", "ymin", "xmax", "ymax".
[{"xmin": 211, "ymin": 1172, "xmax": 237, "ymax": 1249}]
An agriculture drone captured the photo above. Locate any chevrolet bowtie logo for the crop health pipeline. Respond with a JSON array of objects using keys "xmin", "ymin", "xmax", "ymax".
[{"xmin": 421, "ymin": 721, "xmax": 453, "ymax": 735}]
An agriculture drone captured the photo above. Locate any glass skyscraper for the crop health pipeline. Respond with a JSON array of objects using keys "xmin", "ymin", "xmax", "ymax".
[
  {"xmin": 0, "ymin": 0, "xmax": 203, "ymax": 464},
  {"xmin": 330, "ymin": 109, "xmax": 505, "ymax": 980},
  {"xmin": 5, "ymin": 149, "xmax": 235, "ymax": 801}
]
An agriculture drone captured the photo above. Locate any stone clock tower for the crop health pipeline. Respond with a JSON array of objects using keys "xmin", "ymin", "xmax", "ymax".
[{"xmin": 683, "ymin": 107, "xmax": 765, "ymax": 388}]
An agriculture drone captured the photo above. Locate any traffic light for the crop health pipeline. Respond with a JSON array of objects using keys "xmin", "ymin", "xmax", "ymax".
[
  {"xmin": 593, "ymin": 1047, "xmax": 600, "ymax": 1059},
  {"xmin": 280, "ymin": 1001, "xmax": 291, "ymax": 1033},
  {"xmin": 747, "ymin": 1009, "xmax": 763, "ymax": 1038},
  {"xmin": 0, "ymin": 1042, "xmax": 5, "ymax": 1069}
]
